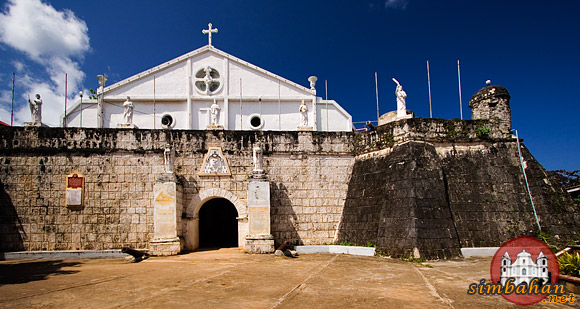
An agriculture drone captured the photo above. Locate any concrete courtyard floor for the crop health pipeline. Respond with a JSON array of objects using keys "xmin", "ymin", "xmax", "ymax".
[{"xmin": 0, "ymin": 248, "xmax": 576, "ymax": 308}]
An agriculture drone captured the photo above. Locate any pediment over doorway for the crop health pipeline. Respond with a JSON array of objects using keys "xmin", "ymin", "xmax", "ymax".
[{"xmin": 198, "ymin": 147, "xmax": 231, "ymax": 176}]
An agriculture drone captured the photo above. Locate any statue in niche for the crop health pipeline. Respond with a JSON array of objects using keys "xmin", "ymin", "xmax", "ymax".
[
  {"xmin": 28, "ymin": 93, "xmax": 42, "ymax": 123},
  {"xmin": 123, "ymin": 96, "xmax": 134, "ymax": 124},
  {"xmin": 210, "ymin": 99, "xmax": 220, "ymax": 125},
  {"xmin": 299, "ymin": 100, "xmax": 308, "ymax": 127},
  {"xmin": 164, "ymin": 146, "xmax": 174, "ymax": 173},
  {"xmin": 392, "ymin": 78, "xmax": 407, "ymax": 117},
  {"xmin": 253, "ymin": 145, "xmax": 263, "ymax": 172}
]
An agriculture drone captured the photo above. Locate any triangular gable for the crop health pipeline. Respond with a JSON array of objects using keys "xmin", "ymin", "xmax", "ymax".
[{"xmin": 103, "ymin": 45, "xmax": 315, "ymax": 98}]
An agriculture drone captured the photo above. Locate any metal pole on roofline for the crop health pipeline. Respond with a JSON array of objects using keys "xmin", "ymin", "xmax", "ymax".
[
  {"xmin": 154, "ymin": 75, "xmax": 156, "ymax": 129},
  {"xmin": 239, "ymin": 79, "xmax": 242, "ymax": 130},
  {"xmin": 375, "ymin": 72, "xmax": 380, "ymax": 124},
  {"xmin": 11, "ymin": 72, "xmax": 15, "ymax": 126},
  {"xmin": 79, "ymin": 91, "xmax": 83, "ymax": 127},
  {"xmin": 457, "ymin": 59, "xmax": 463, "ymax": 120},
  {"xmin": 325, "ymin": 79, "xmax": 328, "ymax": 132},
  {"xmin": 64, "ymin": 73, "xmax": 68, "ymax": 127},
  {"xmin": 278, "ymin": 80, "xmax": 281, "ymax": 131},
  {"xmin": 427, "ymin": 60, "xmax": 432, "ymax": 118}
]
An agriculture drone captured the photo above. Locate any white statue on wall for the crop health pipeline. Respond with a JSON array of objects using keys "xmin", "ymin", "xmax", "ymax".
[
  {"xmin": 392, "ymin": 78, "xmax": 407, "ymax": 118},
  {"xmin": 203, "ymin": 66, "xmax": 217, "ymax": 94},
  {"xmin": 164, "ymin": 146, "xmax": 174, "ymax": 173},
  {"xmin": 210, "ymin": 100, "xmax": 220, "ymax": 125},
  {"xmin": 28, "ymin": 94, "xmax": 42, "ymax": 124},
  {"xmin": 123, "ymin": 96, "xmax": 134, "ymax": 124},
  {"xmin": 253, "ymin": 145, "xmax": 263, "ymax": 172},
  {"xmin": 299, "ymin": 100, "xmax": 308, "ymax": 127}
]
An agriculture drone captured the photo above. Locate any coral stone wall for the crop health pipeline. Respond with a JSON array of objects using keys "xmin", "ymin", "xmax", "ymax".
[
  {"xmin": 0, "ymin": 127, "xmax": 354, "ymax": 252},
  {"xmin": 337, "ymin": 118, "xmax": 579, "ymax": 258},
  {"xmin": 1, "ymin": 120, "xmax": 577, "ymax": 258},
  {"xmin": 338, "ymin": 141, "xmax": 461, "ymax": 259}
]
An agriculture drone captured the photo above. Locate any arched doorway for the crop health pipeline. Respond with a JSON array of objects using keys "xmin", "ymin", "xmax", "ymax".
[{"xmin": 198, "ymin": 198, "xmax": 239, "ymax": 248}]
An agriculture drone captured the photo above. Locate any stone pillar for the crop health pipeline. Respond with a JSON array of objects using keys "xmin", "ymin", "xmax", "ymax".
[
  {"xmin": 244, "ymin": 180, "xmax": 274, "ymax": 253},
  {"xmin": 150, "ymin": 173, "xmax": 183, "ymax": 256}
]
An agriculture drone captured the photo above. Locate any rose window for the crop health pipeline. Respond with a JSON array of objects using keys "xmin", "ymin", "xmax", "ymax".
[{"xmin": 195, "ymin": 66, "xmax": 221, "ymax": 95}]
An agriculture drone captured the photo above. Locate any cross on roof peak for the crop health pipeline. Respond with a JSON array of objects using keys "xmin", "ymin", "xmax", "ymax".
[{"xmin": 202, "ymin": 23, "xmax": 218, "ymax": 46}]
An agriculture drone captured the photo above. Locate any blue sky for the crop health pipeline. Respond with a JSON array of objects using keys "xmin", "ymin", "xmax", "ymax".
[{"xmin": 0, "ymin": 0, "xmax": 578, "ymax": 171}]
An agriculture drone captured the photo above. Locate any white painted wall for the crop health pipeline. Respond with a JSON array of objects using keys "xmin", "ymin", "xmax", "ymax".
[
  {"xmin": 227, "ymin": 100, "xmax": 313, "ymax": 131},
  {"xmin": 64, "ymin": 102, "xmax": 98, "ymax": 128},
  {"xmin": 107, "ymin": 62, "xmax": 188, "ymax": 99},
  {"xmin": 63, "ymin": 46, "xmax": 353, "ymax": 131},
  {"xmin": 316, "ymin": 100, "xmax": 353, "ymax": 131},
  {"xmin": 228, "ymin": 62, "xmax": 310, "ymax": 98}
]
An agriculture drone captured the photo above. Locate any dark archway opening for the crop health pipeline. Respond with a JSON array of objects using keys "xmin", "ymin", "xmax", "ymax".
[{"xmin": 199, "ymin": 198, "xmax": 238, "ymax": 248}]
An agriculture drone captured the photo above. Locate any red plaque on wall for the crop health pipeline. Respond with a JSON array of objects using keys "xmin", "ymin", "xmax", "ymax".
[{"xmin": 67, "ymin": 174, "xmax": 83, "ymax": 189}]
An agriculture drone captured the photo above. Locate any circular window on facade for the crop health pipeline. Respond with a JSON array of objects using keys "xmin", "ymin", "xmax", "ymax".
[
  {"xmin": 248, "ymin": 114, "xmax": 264, "ymax": 130},
  {"xmin": 195, "ymin": 66, "xmax": 221, "ymax": 94},
  {"xmin": 161, "ymin": 113, "xmax": 175, "ymax": 129}
]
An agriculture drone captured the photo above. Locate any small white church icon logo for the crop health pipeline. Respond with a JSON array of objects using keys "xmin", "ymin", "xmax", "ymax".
[
  {"xmin": 467, "ymin": 236, "xmax": 570, "ymax": 306},
  {"xmin": 489, "ymin": 236, "xmax": 562, "ymax": 305},
  {"xmin": 499, "ymin": 248, "xmax": 549, "ymax": 286}
]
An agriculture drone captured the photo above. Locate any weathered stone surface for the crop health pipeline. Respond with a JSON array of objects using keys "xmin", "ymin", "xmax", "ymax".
[
  {"xmin": 244, "ymin": 234, "xmax": 274, "ymax": 253},
  {"xmin": 441, "ymin": 141, "xmax": 579, "ymax": 249},
  {"xmin": 469, "ymin": 85, "xmax": 511, "ymax": 134},
  {"xmin": 0, "ymin": 122, "xmax": 577, "ymax": 258},
  {"xmin": 338, "ymin": 141, "xmax": 461, "ymax": 259},
  {"xmin": 0, "ymin": 127, "xmax": 354, "ymax": 252},
  {"xmin": 340, "ymin": 128, "xmax": 579, "ymax": 258}
]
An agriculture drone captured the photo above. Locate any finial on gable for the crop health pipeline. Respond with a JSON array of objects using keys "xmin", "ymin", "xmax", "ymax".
[{"xmin": 202, "ymin": 23, "xmax": 218, "ymax": 46}]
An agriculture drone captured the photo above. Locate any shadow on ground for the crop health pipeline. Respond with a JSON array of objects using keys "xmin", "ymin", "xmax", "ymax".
[{"xmin": 0, "ymin": 260, "xmax": 80, "ymax": 285}]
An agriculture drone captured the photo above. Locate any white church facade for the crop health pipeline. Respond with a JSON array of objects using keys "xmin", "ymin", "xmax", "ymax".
[{"xmin": 63, "ymin": 33, "xmax": 352, "ymax": 132}]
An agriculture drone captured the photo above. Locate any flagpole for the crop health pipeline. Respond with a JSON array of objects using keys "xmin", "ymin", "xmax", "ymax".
[
  {"xmin": 11, "ymin": 72, "xmax": 15, "ymax": 126},
  {"xmin": 239, "ymin": 78, "xmax": 242, "ymax": 130},
  {"xmin": 79, "ymin": 91, "xmax": 83, "ymax": 127},
  {"xmin": 278, "ymin": 80, "xmax": 281, "ymax": 131},
  {"xmin": 64, "ymin": 73, "xmax": 68, "ymax": 127},
  {"xmin": 375, "ymin": 72, "xmax": 380, "ymax": 123},
  {"xmin": 325, "ymin": 79, "xmax": 328, "ymax": 131},
  {"xmin": 427, "ymin": 60, "xmax": 432, "ymax": 118},
  {"xmin": 457, "ymin": 59, "xmax": 463, "ymax": 120},
  {"xmin": 153, "ymin": 75, "xmax": 156, "ymax": 129}
]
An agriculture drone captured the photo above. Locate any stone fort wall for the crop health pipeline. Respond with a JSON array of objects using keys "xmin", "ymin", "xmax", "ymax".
[
  {"xmin": 337, "ymin": 118, "xmax": 579, "ymax": 259},
  {"xmin": 0, "ymin": 127, "xmax": 354, "ymax": 252},
  {"xmin": 1, "ymin": 120, "xmax": 578, "ymax": 258}
]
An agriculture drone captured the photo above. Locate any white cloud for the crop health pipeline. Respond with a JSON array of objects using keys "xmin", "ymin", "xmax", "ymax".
[
  {"xmin": 0, "ymin": 0, "xmax": 88, "ymax": 61},
  {"xmin": 385, "ymin": 0, "xmax": 408, "ymax": 10},
  {"xmin": 0, "ymin": 105, "xmax": 12, "ymax": 124},
  {"xmin": 0, "ymin": 0, "xmax": 89, "ymax": 126},
  {"xmin": 12, "ymin": 61, "xmax": 24, "ymax": 72}
]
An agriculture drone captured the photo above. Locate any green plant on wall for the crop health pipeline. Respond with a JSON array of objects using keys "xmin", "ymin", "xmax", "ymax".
[
  {"xmin": 443, "ymin": 121, "xmax": 457, "ymax": 139},
  {"xmin": 476, "ymin": 126, "xmax": 491, "ymax": 139},
  {"xmin": 364, "ymin": 241, "xmax": 376, "ymax": 248},
  {"xmin": 536, "ymin": 230, "xmax": 560, "ymax": 252}
]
